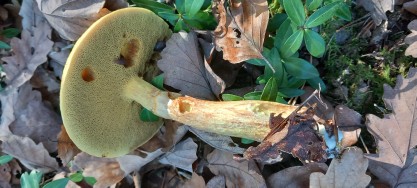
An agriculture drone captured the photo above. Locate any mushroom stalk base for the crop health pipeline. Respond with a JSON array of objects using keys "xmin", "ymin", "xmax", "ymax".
[{"xmin": 124, "ymin": 77, "xmax": 299, "ymax": 141}]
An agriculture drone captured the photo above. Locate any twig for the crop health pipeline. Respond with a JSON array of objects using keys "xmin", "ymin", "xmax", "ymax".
[
  {"xmin": 359, "ymin": 135, "xmax": 370, "ymax": 154},
  {"xmin": 133, "ymin": 171, "xmax": 141, "ymax": 188}
]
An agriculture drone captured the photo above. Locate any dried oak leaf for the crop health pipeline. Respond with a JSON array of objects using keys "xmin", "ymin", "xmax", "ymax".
[
  {"xmin": 188, "ymin": 128, "xmax": 245, "ymax": 154},
  {"xmin": 244, "ymin": 108, "xmax": 327, "ymax": 163},
  {"xmin": 57, "ymin": 125, "xmax": 81, "ymax": 166},
  {"xmin": 158, "ymin": 138, "xmax": 198, "ymax": 173},
  {"xmin": 207, "ymin": 149, "xmax": 266, "ymax": 188},
  {"xmin": 212, "ymin": 0, "xmax": 269, "ymax": 63},
  {"xmin": 19, "ymin": 0, "xmax": 44, "ymax": 33},
  {"xmin": 206, "ymin": 175, "xmax": 226, "ymax": 188},
  {"xmin": 0, "ymin": 163, "xmax": 11, "ymax": 188},
  {"xmin": 357, "ymin": 0, "xmax": 394, "ymax": 25},
  {"xmin": 35, "ymin": 0, "xmax": 109, "ymax": 41},
  {"xmin": 310, "ymin": 147, "xmax": 371, "ymax": 188},
  {"xmin": 0, "ymin": 135, "xmax": 59, "ymax": 173},
  {"xmin": 267, "ymin": 163, "xmax": 328, "ymax": 188},
  {"xmin": 158, "ymin": 31, "xmax": 225, "ymax": 100},
  {"xmin": 1, "ymin": 18, "xmax": 53, "ymax": 91},
  {"xmin": 365, "ymin": 67, "xmax": 417, "ymax": 187},
  {"xmin": 405, "ymin": 20, "xmax": 417, "ymax": 58},
  {"xmin": 181, "ymin": 172, "xmax": 206, "ymax": 188},
  {"xmin": 335, "ymin": 105, "xmax": 362, "ymax": 148}
]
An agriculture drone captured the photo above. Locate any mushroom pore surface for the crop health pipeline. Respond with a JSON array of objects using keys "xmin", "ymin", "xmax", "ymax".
[{"xmin": 60, "ymin": 8, "xmax": 171, "ymax": 157}]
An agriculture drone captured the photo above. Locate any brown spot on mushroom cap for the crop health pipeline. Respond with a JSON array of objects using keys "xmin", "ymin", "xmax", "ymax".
[{"xmin": 60, "ymin": 8, "xmax": 171, "ymax": 157}]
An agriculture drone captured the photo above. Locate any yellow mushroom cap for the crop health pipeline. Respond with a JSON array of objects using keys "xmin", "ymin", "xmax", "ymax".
[{"xmin": 60, "ymin": 8, "xmax": 171, "ymax": 157}]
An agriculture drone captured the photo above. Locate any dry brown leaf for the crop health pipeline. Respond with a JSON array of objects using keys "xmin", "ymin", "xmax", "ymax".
[
  {"xmin": 188, "ymin": 128, "xmax": 245, "ymax": 154},
  {"xmin": 207, "ymin": 149, "xmax": 266, "ymax": 188},
  {"xmin": 158, "ymin": 138, "xmax": 197, "ymax": 172},
  {"xmin": 57, "ymin": 125, "xmax": 81, "ymax": 166},
  {"xmin": 0, "ymin": 135, "xmax": 59, "ymax": 173},
  {"xmin": 0, "ymin": 83, "xmax": 61, "ymax": 152},
  {"xmin": 158, "ymin": 31, "xmax": 225, "ymax": 100},
  {"xmin": 403, "ymin": 0, "xmax": 417, "ymax": 15},
  {"xmin": 267, "ymin": 163, "xmax": 328, "ymax": 188},
  {"xmin": 117, "ymin": 149, "xmax": 164, "ymax": 175},
  {"xmin": 1, "ymin": 15, "xmax": 53, "ymax": 91},
  {"xmin": 405, "ymin": 20, "xmax": 417, "ymax": 58},
  {"xmin": 334, "ymin": 105, "xmax": 362, "ymax": 148},
  {"xmin": 206, "ymin": 175, "xmax": 226, "ymax": 188},
  {"xmin": 310, "ymin": 147, "xmax": 371, "ymax": 188},
  {"xmin": 0, "ymin": 164, "xmax": 11, "ymax": 188},
  {"xmin": 365, "ymin": 67, "xmax": 417, "ymax": 187},
  {"xmin": 181, "ymin": 172, "xmax": 206, "ymax": 188},
  {"xmin": 357, "ymin": 0, "xmax": 394, "ymax": 25},
  {"xmin": 35, "ymin": 0, "xmax": 108, "ymax": 41},
  {"xmin": 72, "ymin": 152, "xmax": 124, "ymax": 187},
  {"xmin": 212, "ymin": 0, "xmax": 268, "ymax": 63},
  {"xmin": 48, "ymin": 41, "xmax": 72, "ymax": 79},
  {"xmin": 19, "ymin": 0, "xmax": 44, "ymax": 33}
]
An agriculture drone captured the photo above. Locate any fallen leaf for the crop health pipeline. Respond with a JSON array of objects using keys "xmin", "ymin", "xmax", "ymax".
[
  {"xmin": 158, "ymin": 31, "xmax": 225, "ymax": 100},
  {"xmin": 0, "ymin": 135, "xmax": 59, "ymax": 173},
  {"xmin": 310, "ymin": 147, "xmax": 371, "ymax": 188},
  {"xmin": 1, "ymin": 14, "xmax": 53, "ymax": 91},
  {"xmin": 72, "ymin": 152, "xmax": 124, "ymax": 187},
  {"xmin": 57, "ymin": 125, "xmax": 81, "ymax": 166},
  {"xmin": 212, "ymin": 0, "xmax": 269, "ymax": 63},
  {"xmin": 207, "ymin": 149, "xmax": 266, "ymax": 188},
  {"xmin": 159, "ymin": 138, "xmax": 198, "ymax": 172},
  {"xmin": 181, "ymin": 172, "xmax": 206, "ymax": 188},
  {"xmin": 48, "ymin": 41, "xmax": 72, "ymax": 79},
  {"xmin": 188, "ymin": 127, "xmax": 245, "ymax": 154},
  {"xmin": 103, "ymin": 0, "xmax": 129, "ymax": 11},
  {"xmin": 0, "ymin": 163, "xmax": 11, "ymax": 188},
  {"xmin": 206, "ymin": 175, "xmax": 226, "ymax": 188},
  {"xmin": 403, "ymin": 0, "xmax": 417, "ymax": 15},
  {"xmin": 35, "ymin": 0, "xmax": 109, "ymax": 41},
  {"xmin": 19, "ymin": 0, "xmax": 44, "ymax": 33},
  {"xmin": 7, "ymin": 83, "xmax": 61, "ymax": 152},
  {"xmin": 267, "ymin": 163, "xmax": 328, "ymax": 188},
  {"xmin": 117, "ymin": 149, "xmax": 164, "ymax": 175},
  {"xmin": 365, "ymin": 67, "xmax": 417, "ymax": 187},
  {"xmin": 245, "ymin": 108, "xmax": 327, "ymax": 163},
  {"xmin": 405, "ymin": 20, "xmax": 417, "ymax": 58},
  {"xmin": 335, "ymin": 105, "xmax": 362, "ymax": 148},
  {"xmin": 357, "ymin": 0, "xmax": 394, "ymax": 25}
]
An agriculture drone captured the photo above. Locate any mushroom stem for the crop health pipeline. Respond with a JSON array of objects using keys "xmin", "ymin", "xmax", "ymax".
[{"xmin": 124, "ymin": 77, "xmax": 299, "ymax": 141}]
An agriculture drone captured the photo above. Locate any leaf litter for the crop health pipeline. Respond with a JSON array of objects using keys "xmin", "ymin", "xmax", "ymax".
[{"xmin": 1, "ymin": 0, "xmax": 417, "ymax": 187}]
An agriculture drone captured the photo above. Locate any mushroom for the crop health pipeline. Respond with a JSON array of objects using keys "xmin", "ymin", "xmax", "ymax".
[{"xmin": 61, "ymin": 7, "xmax": 299, "ymax": 158}]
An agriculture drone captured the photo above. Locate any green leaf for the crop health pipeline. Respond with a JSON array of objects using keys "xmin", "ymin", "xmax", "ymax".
[
  {"xmin": 256, "ymin": 74, "xmax": 268, "ymax": 84},
  {"xmin": 84, "ymin": 177, "xmax": 97, "ymax": 186},
  {"xmin": 275, "ymin": 96, "xmax": 288, "ymax": 104},
  {"xmin": 275, "ymin": 18, "xmax": 293, "ymax": 47},
  {"xmin": 175, "ymin": 0, "xmax": 185, "ymax": 14},
  {"xmin": 307, "ymin": 77, "xmax": 327, "ymax": 91},
  {"xmin": 132, "ymin": 0, "xmax": 175, "ymax": 14},
  {"xmin": 185, "ymin": 0, "xmax": 204, "ymax": 17},
  {"xmin": 1, "ymin": 28, "xmax": 20, "ymax": 38},
  {"xmin": 158, "ymin": 12, "xmax": 179, "ymax": 25},
  {"xmin": 0, "ymin": 155, "xmax": 13, "ymax": 165},
  {"xmin": 261, "ymin": 77, "xmax": 278, "ymax": 101},
  {"xmin": 286, "ymin": 76, "xmax": 305, "ymax": 88},
  {"xmin": 306, "ymin": 0, "xmax": 323, "ymax": 11},
  {"xmin": 69, "ymin": 172, "xmax": 83, "ymax": 183},
  {"xmin": 268, "ymin": 48, "xmax": 284, "ymax": 86},
  {"xmin": 267, "ymin": 13, "xmax": 288, "ymax": 32},
  {"xmin": 241, "ymin": 138, "xmax": 255, "ymax": 144},
  {"xmin": 246, "ymin": 58, "xmax": 265, "ymax": 66},
  {"xmin": 304, "ymin": 29, "xmax": 325, "ymax": 57},
  {"xmin": 140, "ymin": 108, "xmax": 160, "ymax": 122},
  {"xmin": 282, "ymin": 0, "xmax": 305, "ymax": 26},
  {"xmin": 151, "ymin": 74, "xmax": 164, "ymax": 90},
  {"xmin": 243, "ymin": 91, "xmax": 262, "ymax": 100},
  {"xmin": 335, "ymin": 3, "xmax": 352, "ymax": 21},
  {"xmin": 283, "ymin": 57, "xmax": 319, "ymax": 79},
  {"xmin": 43, "ymin": 178, "xmax": 70, "ymax": 188},
  {"xmin": 21, "ymin": 170, "xmax": 42, "ymax": 188},
  {"xmin": 305, "ymin": 2, "xmax": 339, "ymax": 28},
  {"xmin": 174, "ymin": 18, "xmax": 188, "ymax": 32},
  {"xmin": 280, "ymin": 29, "xmax": 304, "ymax": 58},
  {"xmin": 222, "ymin": 94, "xmax": 244, "ymax": 101},
  {"xmin": 0, "ymin": 41, "xmax": 10, "ymax": 49},
  {"xmin": 278, "ymin": 88, "xmax": 305, "ymax": 98}
]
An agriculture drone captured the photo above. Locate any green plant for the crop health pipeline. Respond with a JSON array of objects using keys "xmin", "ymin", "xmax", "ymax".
[
  {"xmin": 132, "ymin": 0, "xmax": 216, "ymax": 32},
  {"xmin": 0, "ymin": 28, "xmax": 20, "ymax": 49},
  {"xmin": 43, "ymin": 171, "xmax": 96, "ymax": 188},
  {"xmin": 0, "ymin": 155, "xmax": 13, "ymax": 165},
  {"xmin": 21, "ymin": 170, "xmax": 42, "ymax": 188}
]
